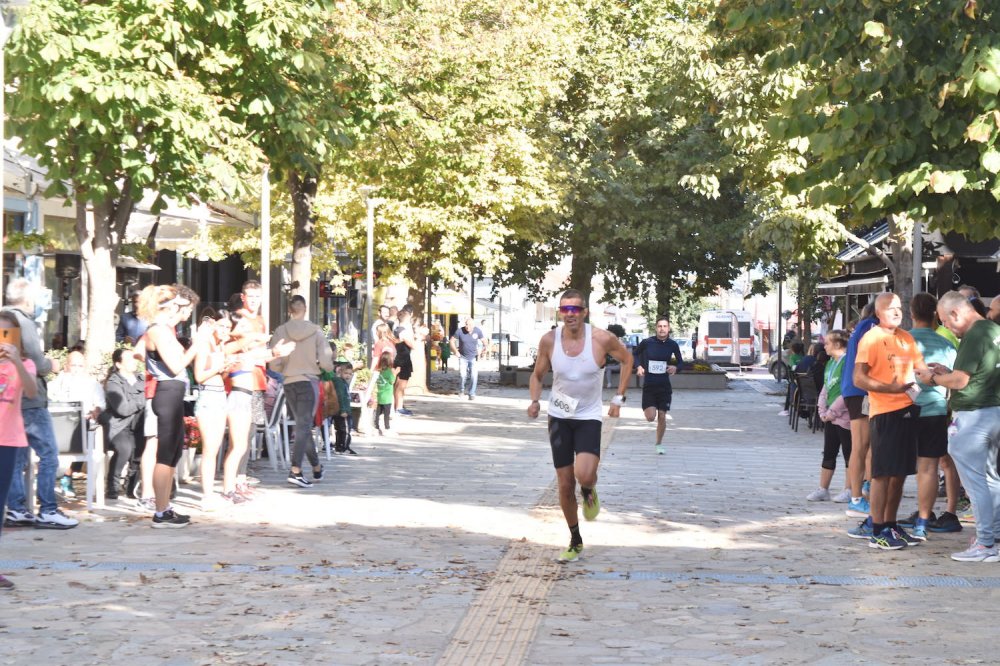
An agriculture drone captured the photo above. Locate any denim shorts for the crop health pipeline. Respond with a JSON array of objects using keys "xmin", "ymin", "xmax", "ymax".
[{"xmin": 196, "ymin": 388, "xmax": 228, "ymax": 418}]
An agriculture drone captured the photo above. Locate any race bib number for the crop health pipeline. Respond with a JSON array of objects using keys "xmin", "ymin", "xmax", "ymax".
[
  {"xmin": 648, "ymin": 360, "xmax": 667, "ymax": 375},
  {"xmin": 550, "ymin": 389, "xmax": 579, "ymax": 416}
]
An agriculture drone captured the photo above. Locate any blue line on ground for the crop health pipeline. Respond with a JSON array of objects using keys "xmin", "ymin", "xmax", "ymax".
[{"xmin": 0, "ymin": 559, "xmax": 996, "ymax": 589}]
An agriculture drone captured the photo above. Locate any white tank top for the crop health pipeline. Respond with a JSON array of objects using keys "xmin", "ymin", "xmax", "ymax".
[{"xmin": 549, "ymin": 324, "xmax": 604, "ymax": 421}]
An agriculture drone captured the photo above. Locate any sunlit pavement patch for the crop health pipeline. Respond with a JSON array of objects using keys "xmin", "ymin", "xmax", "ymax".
[{"xmin": 582, "ymin": 570, "xmax": 1000, "ymax": 588}]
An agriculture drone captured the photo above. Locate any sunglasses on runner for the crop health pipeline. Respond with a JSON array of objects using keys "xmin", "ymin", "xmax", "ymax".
[{"xmin": 559, "ymin": 305, "xmax": 585, "ymax": 314}]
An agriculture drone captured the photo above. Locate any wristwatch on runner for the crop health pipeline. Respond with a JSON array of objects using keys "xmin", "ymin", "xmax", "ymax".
[{"xmin": 611, "ymin": 394, "xmax": 625, "ymax": 406}]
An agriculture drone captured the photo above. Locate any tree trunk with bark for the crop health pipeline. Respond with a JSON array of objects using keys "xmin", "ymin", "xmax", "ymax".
[
  {"xmin": 288, "ymin": 170, "xmax": 319, "ymax": 308},
  {"xmin": 77, "ymin": 183, "xmax": 132, "ymax": 372},
  {"xmin": 655, "ymin": 274, "xmax": 674, "ymax": 320},
  {"xmin": 888, "ymin": 213, "xmax": 915, "ymax": 329}
]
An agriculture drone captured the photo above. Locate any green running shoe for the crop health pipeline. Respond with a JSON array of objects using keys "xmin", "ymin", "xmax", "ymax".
[
  {"xmin": 656, "ymin": 444, "xmax": 665, "ymax": 455},
  {"xmin": 558, "ymin": 543, "xmax": 583, "ymax": 562},
  {"xmin": 582, "ymin": 488, "xmax": 601, "ymax": 521}
]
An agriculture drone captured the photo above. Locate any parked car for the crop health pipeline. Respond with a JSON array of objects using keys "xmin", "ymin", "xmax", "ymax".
[{"xmin": 676, "ymin": 338, "xmax": 693, "ymax": 361}]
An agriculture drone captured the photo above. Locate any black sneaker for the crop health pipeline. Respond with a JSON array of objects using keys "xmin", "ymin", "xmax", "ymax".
[
  {"xmin": 345, "ymin": 447, "xmax": 358, "ymax": 456},
  {"xmin": 287, "ymin": 473, "xmax": 313, "ymax": 488},
  {"xmin": 929, "ymin": 511, "xmax": 963, "ymax": 533},
  {"xmin": 898, "ymin": 510, "xmax": 934, "ymax": 528},
  {"xmin": 152, "ymin": 509, "xmax": 191, "ymax": 529},
  {"xmin": 313, "ymin": 466, "xmax": 324, "ymax": 481}
]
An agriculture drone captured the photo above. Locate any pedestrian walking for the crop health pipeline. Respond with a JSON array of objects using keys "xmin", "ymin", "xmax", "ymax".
[
  {"xmin": 269, "ymin": 295, "xmax": 332, "ymax": 488},
  {"xmin": 527, "ymin": 289, "xmax": 633, "ymax": 562},
  {"xmin": 451, "ymin": 317, "xmax": 485, "ymax": 400}
]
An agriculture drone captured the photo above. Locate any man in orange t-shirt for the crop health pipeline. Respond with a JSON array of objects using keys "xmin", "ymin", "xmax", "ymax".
[{"xmin": 854, "ymin": 293, "xmax": 927, "ymax": 550}]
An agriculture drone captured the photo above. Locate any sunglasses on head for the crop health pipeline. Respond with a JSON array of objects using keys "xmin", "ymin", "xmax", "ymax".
[{"xmin": 559, "ymin": 305, "xmax": 585, "ymax": 314}]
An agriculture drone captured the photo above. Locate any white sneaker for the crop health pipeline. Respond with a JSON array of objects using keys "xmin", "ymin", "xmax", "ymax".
[
  {"xmin": 832, "ymin": 488, "xmax": 852, "ymax": 503},
  {"xmin": 806, "ymin": 488, "xmax": 831, "ymax": 502},
  {"xmin": 4, "ymin": 509, "xmax": 36, "ymax": 526},
  {"xmin": 35, "ymin": 510, "xmax": 79, "ymax": 529},
  {"xmin": 778, "ymin": 410, "xmax": 790, "ymax": 416},
  {"xmin": 951, "ymin": 542, "xmax": 1000, "ymax": 562}
]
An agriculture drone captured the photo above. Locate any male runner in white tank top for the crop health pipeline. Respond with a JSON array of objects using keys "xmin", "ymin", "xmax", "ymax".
[{"xmin": 528, "ymin": 289, "xmax": 634, "ymax": 562}]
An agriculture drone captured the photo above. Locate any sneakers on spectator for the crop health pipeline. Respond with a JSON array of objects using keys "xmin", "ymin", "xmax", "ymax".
[
  {"xmin": 151, "ymin": 509, "xmax": 191, "ymax": 529},
  {"xmin": 869, "ymin": 527, "xmax": 906, "ymax": 550},
  {"xmin": 806, "ymin": 488, "xmax": 831, "ymax": 502},
  {"xmin": 899, "ymin": 510, "xmax": 934, "ymax": 528},
  {"xmin": 137, "ymin": 498, "xmax": 157, "ymax": 512},
  {"xmin": 287, "ymin": 473, "xmax": 313, "ymax": 488},
  {"xmin": 313, "ymin": 466, "xmax": 324, "ymax": 481},
  {"xmin": 845, "ymin": 497, "xmax": 870, "ymax": 518},
  {"xmin": 245, "ymin": 476, "xmax": 261, "ymax": 486},
  {"xmin": 58, "ymin": 476, "xmax": 76, "ymax": 499},
  {"xmin": 911, "ymin": 518, "xmax": 929, "ymax": 541},
  {"xmin": 35, "ymin": 510, "xmax": 79, "ymax": 529},
  {"xmin": 778, "ymin": 409, "xmax": 790, "ymax": 416},
  {"xmin": 655, "ymin": 444, "xmax": 665, "ymax": 455},
  {"xmin": 397, "ymin": 408, "xmax": 414, "ymax": 416},
  {"xmin": 4, "ymin": 509, "xmax": 36, "ymax": 527},
  {"xmin": 893, "ymin": 526, "xmax": 921, "ymax": 547},
  {"xmin": 0, "ymin": 575, "xmax": 13, "ymax": 590},
  {"xmin": 861, "ymin": 480, "xmax": 870, "ymax": 498},
  {"xmin": 959, "ymin": 507, "xmax": 975, "ymax": 523},
  {"xmin": 220, "ymin": 491, "xmax": 248, "ymax": 505},
  {"xmin": 847, "ymin": 516, "xmax": 874, "ymax": 539},
  {"xmin": 832, "ymin": 488, "xmax": 852, "ymax": 503},
  {"xmin": 929, "ymin": 511, "xmax": 963, "ymax": 533},
  {"xmin": 951, "ymin": 542, "xmax": 1000, "ymax": 562}
]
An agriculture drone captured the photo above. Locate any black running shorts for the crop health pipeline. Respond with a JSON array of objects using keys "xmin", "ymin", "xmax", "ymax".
[
  {"xmin": 916, "ymin": 414, "xmax": 949, "ymax": 459},
  {"xmin": 547, "ymin": 417, "xmax": 601, "ymax": 469},
  {"xmin": 394, "ymin": 358, "xmax": 413, "ymax": 381},
  {"xmin": 641, "ymin": 382, "xmax": 672, "ymax": 412},
  {"xmin": 845, "ymin": 395, "xmax": 866, "ymax": 420},
  {"xmin": 870, "ymin": 405, "xmax": 919, "ymax": 478}
]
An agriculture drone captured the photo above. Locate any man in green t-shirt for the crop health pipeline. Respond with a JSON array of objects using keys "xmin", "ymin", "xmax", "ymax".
[{"xmin": 916, "ymin": 291, "xmax": 1000, "ymax": 563}]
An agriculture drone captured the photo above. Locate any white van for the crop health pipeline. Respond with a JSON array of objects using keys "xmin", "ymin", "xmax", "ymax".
[{"xmin": 697, "ymin": 310, "xmax": 758, "ymax": 366}]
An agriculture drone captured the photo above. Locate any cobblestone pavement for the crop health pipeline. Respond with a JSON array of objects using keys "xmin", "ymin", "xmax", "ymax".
[{"xmin": 1, "ymin": 370, "xmax": 995, "ymax": 665}]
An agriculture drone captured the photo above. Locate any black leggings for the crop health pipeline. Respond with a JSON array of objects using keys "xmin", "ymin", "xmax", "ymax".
[
  {"xmin": 106, "ymin": 427, "xmax": 138, "ymax": 488},
  {"xmin": 153, "ymin": 381, "xmax": 187, "ymax": 467},
  {"xmin": 374, "ymin": 404, "xmax": 391, "ymax": 430},
  {"xmin": 821, "ymin": 423, "xmax": 852, "ymax": 471}
]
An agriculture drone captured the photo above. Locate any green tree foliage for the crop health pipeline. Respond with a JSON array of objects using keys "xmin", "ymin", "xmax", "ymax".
[
  {"xmin": 295, "ymin": 0, "xmax": 574, "ymax": 314},
  {"xmin": 498, "ymin": 0, "xmax": 752, "ymax": 308},
  {"xmin": 7, "ymin": 0, "xmax": 261, "ymax": 366},
  {"xmin": 719, "ymin": 0, "xmax": 1000, "ymax": 308}
]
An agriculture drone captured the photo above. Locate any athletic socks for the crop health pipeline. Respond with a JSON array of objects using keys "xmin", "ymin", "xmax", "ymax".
[{"xmin": 569, "ymin": 523, "xmax": 582, "ymax": 547}]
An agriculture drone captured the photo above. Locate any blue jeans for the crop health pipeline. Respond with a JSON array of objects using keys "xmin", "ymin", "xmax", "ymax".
[
  {"xmin": 7, "ymin": 407, "xmax": 60, "ymax": 515},
  {"xmin": 459, "ymin": 358, "xmax": 478, "ymax": 397},
  {"xmin": 0, "ymin": 446, "xmax": 18, "ymax": 539},
  {"xmin": 948, "ymin": 407, "xmax": 1000, "ymax": 547}
]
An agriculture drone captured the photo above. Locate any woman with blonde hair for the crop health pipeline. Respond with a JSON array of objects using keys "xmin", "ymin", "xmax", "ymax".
[{"xmin": 137, "ymin": 284, "xmax": 206, "ymax": 527}]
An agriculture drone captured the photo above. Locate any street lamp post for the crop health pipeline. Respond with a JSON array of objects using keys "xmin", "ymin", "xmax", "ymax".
[{"xmin": 360, "ymin": 187, "xmax": 384, "ymax": 366}]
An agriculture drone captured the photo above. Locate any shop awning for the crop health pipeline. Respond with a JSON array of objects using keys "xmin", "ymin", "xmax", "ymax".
[{"xmin": 817, "ymin": 272, "xmax": 888, "ymax": 296}]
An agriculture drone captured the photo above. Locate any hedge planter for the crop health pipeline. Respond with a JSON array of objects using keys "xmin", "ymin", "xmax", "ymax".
[{"xmin": 509, "ymin": 368, "xmax": 729, "ymax": 390}]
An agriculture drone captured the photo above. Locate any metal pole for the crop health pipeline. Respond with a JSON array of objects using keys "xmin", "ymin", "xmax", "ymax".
[
  {"xmin": 366, "ymin": 196, "xmax": 375, "ymax": 367},
  {"xmin": 469, "ymin": 270, "xmax": 475, "ymax": 318},
  {"xmin": 260, "ymin": 165, "xmax": 271, "ymax": 330},
  {"xmin": 497, "ymin": 290, "xmax": 503, "ymax": 373},
  {"xmin": 912, "ymin": 220, "xmax": 922, "ymax": 293},
  {"xmin": 776, "ymin": 280, "xmax": 783, "ymax": 378}
]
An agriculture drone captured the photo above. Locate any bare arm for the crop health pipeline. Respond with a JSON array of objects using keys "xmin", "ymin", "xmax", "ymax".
[
  {"xmin": 601, "ymin": 331, "xmax": 633, "ymax": 417},
  {"xmin": 853, "ymin": 362, "xmax": 910, "ymax": 394},
  {"xmin": 148, "ymin": 326, "xmax": 200, "ymax": 377},
  {"xmin": 915, "ymin": 366, "xmax": 970, "ymax": 391},
  {"xmin": 527, "ymin": 332, "xmax": 554, "ymax": 419}
]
